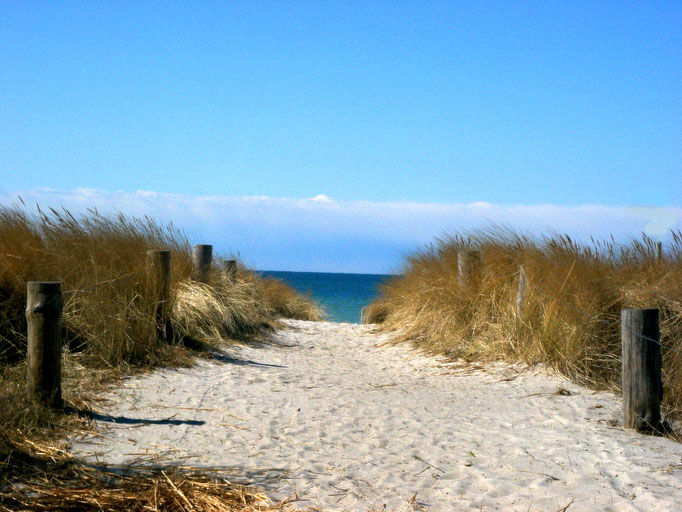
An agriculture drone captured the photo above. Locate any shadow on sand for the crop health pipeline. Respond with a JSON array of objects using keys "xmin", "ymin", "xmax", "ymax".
[{"xmin": 65, "ymin": 407, "xmax": 205, "ymax": 426}]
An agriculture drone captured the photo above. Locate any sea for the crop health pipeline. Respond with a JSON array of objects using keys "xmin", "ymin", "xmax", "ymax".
[{"xmin": 258, "ymin": 271, "xmax": 395, "ymax": 324}]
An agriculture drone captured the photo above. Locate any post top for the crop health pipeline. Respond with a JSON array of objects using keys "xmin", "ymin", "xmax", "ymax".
[{"xmin": 27, "ymin": 281, "xmax": 62, "ymax": 290}]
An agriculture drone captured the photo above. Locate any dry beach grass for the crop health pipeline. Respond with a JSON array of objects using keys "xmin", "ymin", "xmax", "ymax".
[
  {"xmin": 365, "ymin": 226, "xmax": 682, "ymax": 422},
  {"xmin": 0, "ymin": 203, "xmax": 321, "ymax": 511}
]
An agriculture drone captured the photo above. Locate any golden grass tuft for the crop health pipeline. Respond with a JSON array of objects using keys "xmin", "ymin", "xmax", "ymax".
[
  {"xmin": 257, "ymin": 277, "xmax": 324, "ymax": 321},
  {"xmin": 172, "ymin": 273, "xmax": 269, "ymax": 346},
  {"xmin": 368, "ymin": 226, "xmax": 682, "ymax": 419},
  {"xmin": 361, "ymin": 300, "xmax": 391, "ymax": 324}
]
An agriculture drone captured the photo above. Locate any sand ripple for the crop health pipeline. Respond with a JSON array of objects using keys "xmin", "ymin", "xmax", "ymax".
[{"xmin": 70, "ymin": 320, "xmax": 682, "ymax": 511}]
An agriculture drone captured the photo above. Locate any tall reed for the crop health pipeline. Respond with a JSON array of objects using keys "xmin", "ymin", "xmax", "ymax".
[{"xmin": 366, "ymin": 227, "xmax": 682, "ymax": 418}]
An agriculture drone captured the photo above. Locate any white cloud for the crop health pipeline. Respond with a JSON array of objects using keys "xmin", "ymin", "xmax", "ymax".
[
  {"xmin": 624, "ymin": 206, "xmax": 679, "ymax": 237},
  {"xmin": 2, "ymin": 188, "xmax": 680, "ymax": 273},
  {"xmin": 310, "ymin": 194, "xmax": 333, "ymax": 203}
]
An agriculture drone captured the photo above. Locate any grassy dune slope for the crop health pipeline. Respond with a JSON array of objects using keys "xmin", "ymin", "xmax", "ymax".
[
  {"xmin": 0, "ymin": 204, "xmax": 321, "ymax": 511},
  {"xmin": 365, "ymin": 227, "xmax": 682, "ymax": 419}
]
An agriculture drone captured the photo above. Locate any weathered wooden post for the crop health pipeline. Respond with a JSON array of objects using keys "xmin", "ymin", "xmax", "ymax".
[
  {"xmin": 192, "ymin": 244, "xmax": 213, "ymax": 283},
  {"xmin": 656, "ymin": 241, "xmax": 663, "ymax": 263},
  {"xmin": 621, "ymin": 308, "xmax": 663, "ymax": 432},
  {"xmin": 26, "ymin": 281, "xmax": 63, "ymax": 408},
  {"xmin": 147, "ymin": 250, "xmax": 171, "ymax": 343},
  {"xmin": 516, "ymin": 265, "xmax": 527, "ymax": 317},
  {"xmin": 222, "ymin": 259, "xmax": 237, "ymax": 281},
  {"xmin": 458, "ymin": 250, "xmax": 481, "ymax": 288}
]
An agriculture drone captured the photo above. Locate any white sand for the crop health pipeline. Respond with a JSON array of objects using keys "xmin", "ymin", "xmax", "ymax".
[{"xmin": 70, "ymin": 320, "xmax": 682, "ymax": 511}]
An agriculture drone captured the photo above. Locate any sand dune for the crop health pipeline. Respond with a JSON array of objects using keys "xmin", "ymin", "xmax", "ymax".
[{"xmin": 70, "ymin": 320, "xmax": 682, "ymax": 511}]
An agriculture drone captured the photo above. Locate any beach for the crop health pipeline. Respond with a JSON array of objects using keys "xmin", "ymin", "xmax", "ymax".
[{"xmin": 70, "ymin": 320, "xmax": 682, "ymax": 511}]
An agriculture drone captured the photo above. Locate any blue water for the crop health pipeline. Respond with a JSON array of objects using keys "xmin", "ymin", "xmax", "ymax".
[{"xmin": 259, "ymin": 270, "xmax": 395, "ymax": 324}]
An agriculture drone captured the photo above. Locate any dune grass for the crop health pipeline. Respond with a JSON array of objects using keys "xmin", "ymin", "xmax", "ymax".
[
  {"xmin": 0, "ymin": 203, "xmax": 321, "ymax": 510},
  {"xmin": 366, "ymin": 227, "xmax": 682, "ymax": 420},
  {"xmin": 257, "ymin": 276, "xmax": 325, "ymax": 321}
]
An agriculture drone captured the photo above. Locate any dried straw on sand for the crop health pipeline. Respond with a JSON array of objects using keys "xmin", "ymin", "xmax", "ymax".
[{"xmin": 0, "ymin": 436, "xmax": 301, "ymax": 512}]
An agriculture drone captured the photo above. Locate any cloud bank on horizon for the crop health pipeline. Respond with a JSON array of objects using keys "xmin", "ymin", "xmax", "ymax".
[{"xmin": 2, "ymin": 188, "xmax": 680, "ymax": 274}]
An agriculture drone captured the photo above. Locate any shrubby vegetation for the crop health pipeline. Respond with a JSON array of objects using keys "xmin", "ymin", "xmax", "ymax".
[{"xmin": 365, "ymin": 227, "xmax": 682, "ymax": 419}]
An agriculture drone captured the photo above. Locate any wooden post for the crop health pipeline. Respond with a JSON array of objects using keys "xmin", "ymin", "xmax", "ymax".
[
  {"xmin": 621, "ymin": 308, "xmax": 663, "ymax": 432},
  {"xmin": 192, "ymin": 244, "xmax": 213, "ymax": 283},
  {"xmin": 222, "ymin": 259, "xmax": 237, "ymax": 281},
  {"xmin": 147, "ymin": 250, "xmax": 171, "ymax": 343},
  {"xmin": 26, "ymin": 281, "xmax": 63, "ymax": 408},
  {"xmin": 516, "ymin": 265, "xmax": 526, "ymax": 317},
  {"xmin": 458, "ymin": 250, "xmax": 481, "ymax": 288},
  {"xmin": 656, "ymin": 241, "xmax": 663, "ymax": 263}
]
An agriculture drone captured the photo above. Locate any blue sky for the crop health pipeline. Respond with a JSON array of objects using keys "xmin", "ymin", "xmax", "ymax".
[{"xmin": 1, "ymin": 2, "xmax": 680, "ymax": 272}]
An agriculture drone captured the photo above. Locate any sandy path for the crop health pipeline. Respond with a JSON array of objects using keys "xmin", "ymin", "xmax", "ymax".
[{"xmin": 70, "ymin": 320, "xmax": 682, "ymax": 511}]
